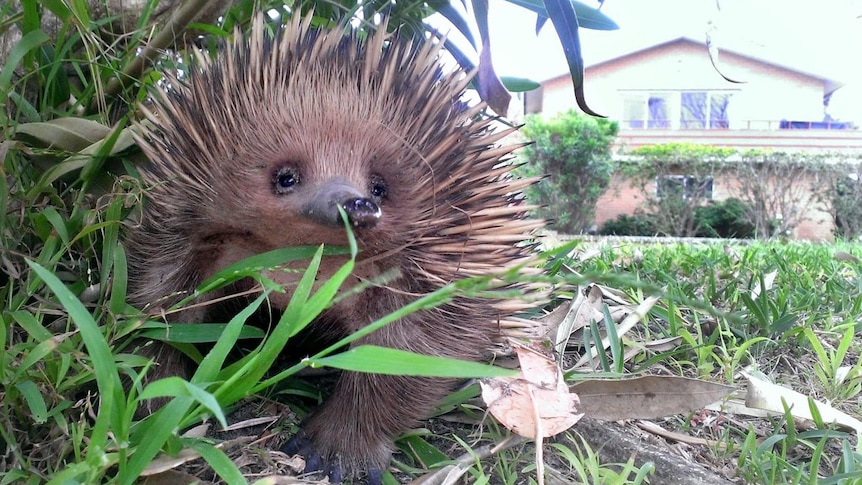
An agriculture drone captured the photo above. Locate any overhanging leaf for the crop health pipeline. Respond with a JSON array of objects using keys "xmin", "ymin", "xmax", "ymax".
[
  {"xmin": 436, "ymin": 2, "xmax": 477, "ymax": 48},
  {"xmin": 473, "ymin": 0, "xmax": 512, "ymax": 115},
  {"xmin": 542, "ymin": 0, "xmax": 604, "ymax": 116},
  {"xmin": 503, "ymin": 0, "xmax": 619, "ymax": 31}
]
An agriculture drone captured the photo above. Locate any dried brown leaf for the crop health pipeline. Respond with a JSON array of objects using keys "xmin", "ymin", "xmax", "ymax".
[
  {"xmin": 643, "ymin": 336, "xmax": 683, "ymax": 352},
  {"xmin": 481, "ymin": 346, "xmax": 582, "ymax": 438},
  {"xmin": 743, "ymin": 371, "xmax": 862, "ymax": 437},
  {"xmin": 572, "ymin": 375, "xmax": 735, "ymax": 421},
  {"xmin": 140, "ymin": 470, "xmax": 212, "ymax": 485},
  {"xmin": 553, "ymin": 285, "xmax": 603, "ymax": 355},
  {"xmin": 835, "ymin": 251, "xmax": 860, "ymax": 263}
]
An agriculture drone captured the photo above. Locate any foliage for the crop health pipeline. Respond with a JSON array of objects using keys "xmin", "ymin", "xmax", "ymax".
[
  {"xmin": 829, "ymin": 167, "xmax": 862, "ymax": 240},
  {"xmin": 619, "ymin": 143, "xmax": 729, "ymax": 237},
  {"xmin": 599, "ymin": 213, "xmax": 657, "ymax": 236},
  {"xmin": 9, "ymin": 1, "xmax": 862, "ymax": 484},
  {"xmin": 694, "ymin": 198, "xmax": 756, "ymax": 238},
  {"xmin": 730, "ymin": 151, "xmax": 828, "ymax": 238},
  {"xmin": 519, "ymin": 109, "xmax": 619, "ymax": 234},
  {"xmin": 624, "ymin": 143, "xmax": 738, "ymax": 161},
  {"xmin": 0, "ymin": 0, "xmax": 617, "ymax": 123},
  {"xmin": 618, "ymin": 143, "xmax": 853, "ymax": 239},
  {"xmin": 600, "ymin": 198, "xmax": 756, "ymax": 238}
]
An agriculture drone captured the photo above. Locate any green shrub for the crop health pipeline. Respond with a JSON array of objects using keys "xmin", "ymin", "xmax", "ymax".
[
  {"xmin": 831, "ymin": 172, "xmax": 862, "ymax": 240},
  {"xmin": 694, "ymin": 198, "xmax": 756, "ymax": 238},
  {"xmin": 599, "ymin": 214, "xmax": 657, "ymax": 236},
  {"xmin": 519, "ymin": 110, "xmax": 619, "ymax": 234}
]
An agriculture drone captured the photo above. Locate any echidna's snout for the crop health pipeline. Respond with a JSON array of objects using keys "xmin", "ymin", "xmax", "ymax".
[
  {"xmin": 301, "ymin": 178, "xmax": 382, "ymax": 229},
  {"xmin": 341, "ymin": 197, "xmax": 381, "ymax": 228}
]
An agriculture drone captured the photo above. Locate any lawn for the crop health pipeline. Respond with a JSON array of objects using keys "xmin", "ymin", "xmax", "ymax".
[
  {"xmin": 3, "ymin": 216, "xmax": 862, "ymax": 483},
  {"xmin": 560, "ymin": 237, "xmax": 862, "ymax": 484}
]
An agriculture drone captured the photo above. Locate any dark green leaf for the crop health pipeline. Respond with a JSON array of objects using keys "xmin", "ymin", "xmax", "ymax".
[
  {"xmin": 473, "ymin": 0, "xmax": 512, "ymax": 115},
  {"xmin": 310, "ymin": 345, "xmax": 518, "ymax": 378},
  {"xmin": 504, "ymin": 0, "xmax": 619, "ymax": 31},
  {"xmin": 16, "ymin": 380, "xmax": 49, "ymax": 424},
  {"xmin": 397, "ymin": 434, "xmax": 450, "ymax": 467},
  {"xmin": 26, "ymin": 260, "xmax": 124, "ymax": 454},
  {"xmin": 437, "ymin": 3, "xmax": 477, "ymax": 48},
  {"xmin": 136, "ymin": 322, "xmax": 266, "ymax": 343},
  {"xmin": 0, "ymin": 29, "xmax": 50, "ymax": 91},
  {"xmin": 543, "ymin": 0, "xmax": 603, "ymax": 116},
  {"xmin": 140, "ymin": 377, "xmax": 227, "ymax": 427}
]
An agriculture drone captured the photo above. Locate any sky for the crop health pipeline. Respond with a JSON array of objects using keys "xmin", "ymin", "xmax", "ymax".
[{"xmin": 485, "ymin": 0, "xmax": 862, "ymax": 122}]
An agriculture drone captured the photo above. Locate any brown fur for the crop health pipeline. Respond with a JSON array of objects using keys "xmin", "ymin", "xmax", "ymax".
[{"xmin": 127, "ymin": 13, "xmax": 543, "ymax": 479}]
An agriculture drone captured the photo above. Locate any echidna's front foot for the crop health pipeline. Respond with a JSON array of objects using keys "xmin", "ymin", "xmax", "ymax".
[{"xmin": 282, "ymin": 431, "xmax": 384, "ymax": 485}]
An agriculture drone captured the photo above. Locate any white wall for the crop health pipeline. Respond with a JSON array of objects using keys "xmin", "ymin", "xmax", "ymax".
[{"xmin": 541, "ymin": 40, "xmax": 828, "ymax": 127}]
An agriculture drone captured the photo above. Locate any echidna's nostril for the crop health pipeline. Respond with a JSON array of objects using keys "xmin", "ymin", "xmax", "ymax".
[{"xmin": 342, "ymin": 197, "xmax": 381, "ymax": 228}]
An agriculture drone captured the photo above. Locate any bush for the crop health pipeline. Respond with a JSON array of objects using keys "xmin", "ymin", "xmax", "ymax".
[
  {"xmin": 599, "ymin": 214, "xmax": 657, "ymax": 236},
  {"xmin": 695, "ymin": 198, "xmax": 756, "ymax": 238},
  {"xmin": 831, "ymin": 173, "xmax": 862, "ymax": 240},
  {"xmin": 519, "ymin": 110, "xmax": 619, "ymax": 234}
]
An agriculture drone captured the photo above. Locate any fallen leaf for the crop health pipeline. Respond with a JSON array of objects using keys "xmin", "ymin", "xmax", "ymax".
[
  {"xmin": 750, "ymin": 269, "xmax": 777, "ymax": 300},
  {"xmin": 553, "ymin": 285, "xmax": 603, "ymax": 355},
  {"xmin": 141, "ymin": 469, "xmax": 212, "ymax": 485},
  {"xmin": 834, "ymin": 251, "xmax": 860, "ymax": 263},
  {"xmin": 481, "ymin": 346, "xmax": 582, "ymax": 439},
  {"xmin": 643, "ymin": 336, "xmax": 683, "ymax": 352},
  {"xmin": 572, "ymin": 375, "xmax": 735, "ymax": 421},
  {"xmin": 742, "ymin": 371, "xmax": 862, "ymax": 440}
]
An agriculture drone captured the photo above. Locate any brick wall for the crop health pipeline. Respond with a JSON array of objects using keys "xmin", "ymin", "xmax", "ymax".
[{"xmin": 593, "ymin": 170, "xmax": 837, "ymax": 241}]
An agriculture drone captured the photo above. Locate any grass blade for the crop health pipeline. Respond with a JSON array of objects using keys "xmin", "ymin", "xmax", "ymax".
[
  {"xmin": 26, "ymin": 260, "xmax": 124, "ymax": 456},
  {"xmin": 309, "ymin": 345, "xmax": 517, "ymax": 378}
]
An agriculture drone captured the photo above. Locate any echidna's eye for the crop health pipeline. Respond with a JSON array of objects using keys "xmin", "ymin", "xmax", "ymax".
[
  {"xmin": 370, "ymin": 174, "xmax": 387, "ymax": 199},
  {"xmin": 273, "ymin": 166, "xmax": 300, "ymax": 195}
]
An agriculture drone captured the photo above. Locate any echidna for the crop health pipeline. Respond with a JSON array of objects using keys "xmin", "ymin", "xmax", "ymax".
[{"xmin": 127, "ymin": 12, "xmax": 543, "ymax": 483}]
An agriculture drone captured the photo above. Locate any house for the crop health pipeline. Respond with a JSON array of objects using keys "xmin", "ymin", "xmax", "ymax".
[{"xmin": 524, "ymin": 37, "xmax": 862, "ymax": 240}]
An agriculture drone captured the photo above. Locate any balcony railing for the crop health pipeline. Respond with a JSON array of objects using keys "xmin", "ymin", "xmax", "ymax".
[{"xmin": 619, "ymin": 120, "xmax": 858, "ymax": 131}]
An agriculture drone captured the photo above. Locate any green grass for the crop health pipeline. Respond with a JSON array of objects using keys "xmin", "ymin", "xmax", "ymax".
[{"xmin": 570, "ymin": 239, "xmax": 862, "ymax": 482}]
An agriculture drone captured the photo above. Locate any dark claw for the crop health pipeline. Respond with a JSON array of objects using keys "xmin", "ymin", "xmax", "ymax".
[
  {"xmin": 282, "ymin": 431, "xmax": 383, "ymax": 484},
  {"xmin": 327, "ymin": 464, "xmax": 344, "ymax": 483},
  {"xmin": 366, "ymin": 468, "xmax": 383, "ymax": 485},
  {"xmin": 282, "ymin": 432, "xmax": 327, "ymax": 475},
  {"xmin": 304, "ymin": 453, "xmax": 324, "ymax": 474},
  {"xmin": 282, "ymin": 431, "xmax": 344, "ymax": 482},
  {"xmin": 281, "ymin": 431, "xmax": 310, "ymax": 456}
]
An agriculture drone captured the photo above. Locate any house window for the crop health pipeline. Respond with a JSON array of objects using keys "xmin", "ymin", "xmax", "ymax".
[
  {"xmin": 647, "ymin": 95, "xmax": 671, "ymax": 128},
  {"xmin": 623, "ymin": 93, "xmax": 672, "ymax": 129},
  {"xmin": 623, "ymin": 91, "xmax": 733, "ymax": 129},
  {"xmin": 710, "ymin": 93, "xmax": 731, "ymax": 128},
  {"xmin": 681, "ymin": 91, "xmax": 731, "ymax": 128},
  {"xmin": 656, "ymin": 175, "xmax": 714, "ymax": 200}
]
